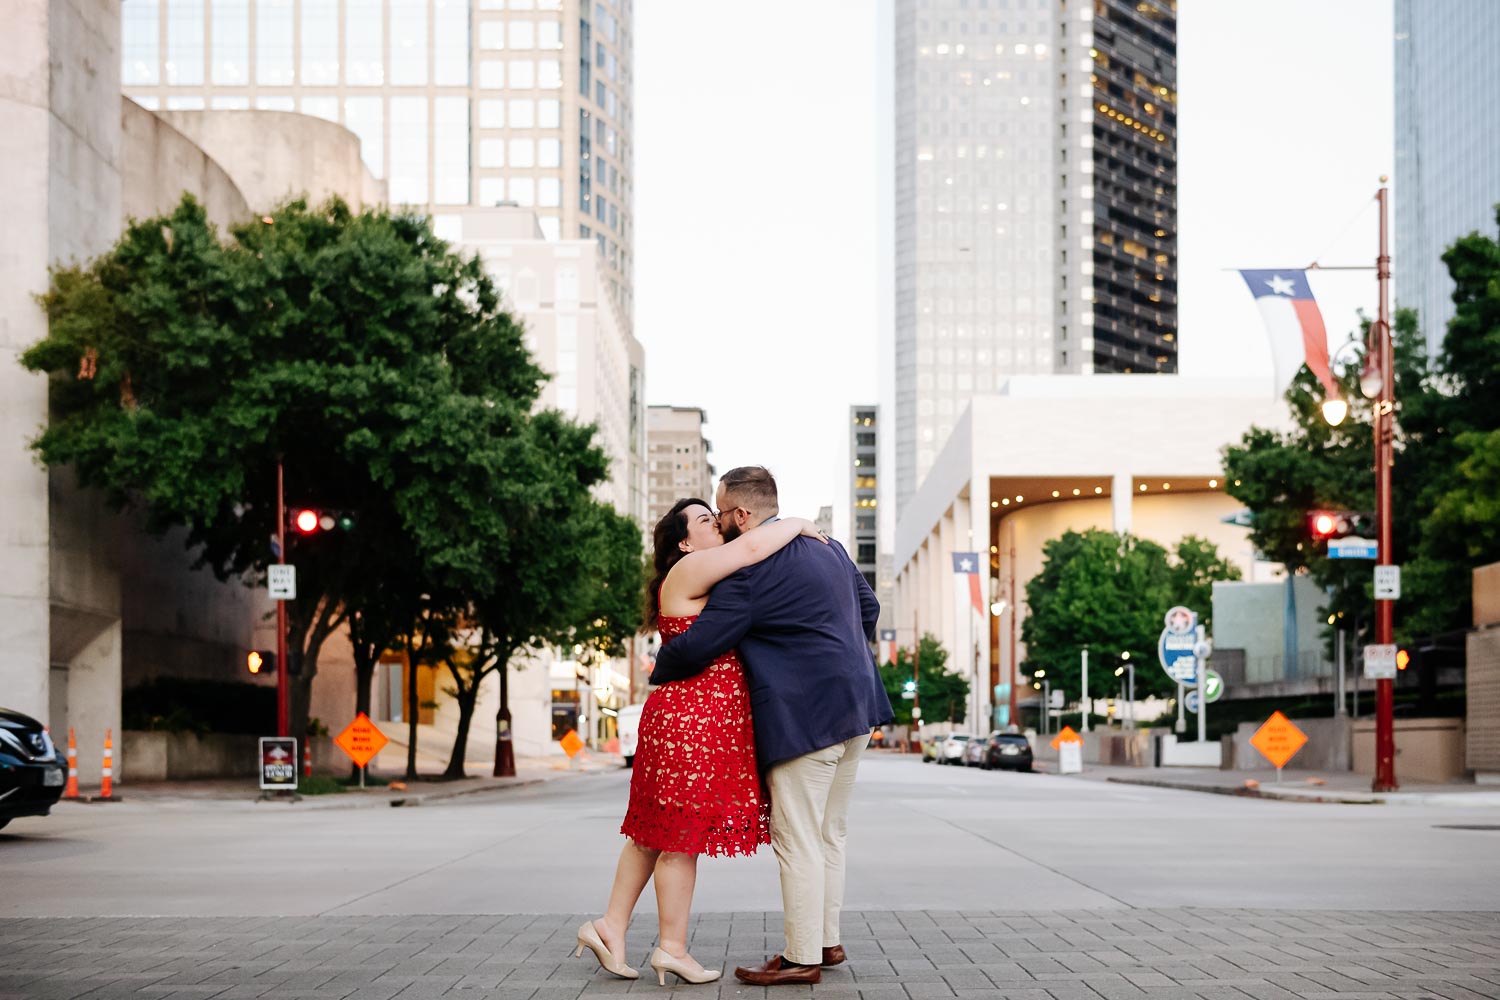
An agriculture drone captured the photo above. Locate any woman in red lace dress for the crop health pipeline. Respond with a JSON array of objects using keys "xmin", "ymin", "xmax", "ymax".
[{"xmin": 574, "ymin": 498, "xmax": 827, "ymax": 986}]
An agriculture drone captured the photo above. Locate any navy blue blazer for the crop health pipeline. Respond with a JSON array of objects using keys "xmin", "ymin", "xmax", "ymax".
[{"xmin": 649, "ymin": 537, "xmax": 894, "ymax": 770}]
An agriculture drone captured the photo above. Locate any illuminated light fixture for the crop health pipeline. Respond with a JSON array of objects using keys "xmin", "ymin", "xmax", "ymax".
[
  {"xmin": 1321, "ymin": 397, "xmax": 1349, "ymax": 426},
  {"xmin": 1162, "ymin": 483, "xmax": 1171, "ymax": 490},
  {"xmin": 1138, "ymin": 484, "xmax": 1147, "ymax": 492},
  {"xmin": 1094, "ymin": 486, "xmax": 1103, "ymax": 494},
  {"xmin": 1234, "ymin": 479, "xmax": 1242, "ymax": 486},
  {"xmin": 1002, "ymin": 498, "xmax": 1010, "ymax": 505},
  {"xmin": 1052, "ymin": 490, "xmax": 1061, "ymax": 498},
  {"xmin": 1015, "ymin": 495, "xmax": 1024, "ymax": 502},
  {"xmin": 1327, "ymin": 614, "xmax": 1337, "ymax": 626},
  {"xmin": 1034, "ymin": 669, "xmax": 1046, "ymax": 678},
  {"xmin": 1072, "ymin": 488, "xmax": 1081, "ymax": 496},
  {"xmin": 1209, "ymin": 479, "xmax": 1218, "ymax": 488},
  {"xmin": 990, "ymin": 545, "xmax": 999, "ymax": 553},
  {"xmin": 990, "ymin": 500, "xmax": 999, "ymax": 508}
]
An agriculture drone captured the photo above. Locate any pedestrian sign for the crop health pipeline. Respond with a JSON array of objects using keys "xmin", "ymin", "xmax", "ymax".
[
  {"xmin": 559, "ymin": 729, "xmax": 585, "ymax": 759},
  {"xmin": 1249, "ymin": 711, "xmax": 1307, "ymax": 771},
  {"xmin": 259, "ymin": 737, "xmax": 298, "ymax": 790},
  {"xmin": 334, "ymin": 713, "xmax": 388, "ymax": 768}
]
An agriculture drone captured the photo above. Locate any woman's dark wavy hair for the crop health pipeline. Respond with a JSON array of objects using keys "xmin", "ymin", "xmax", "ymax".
[{"xmin": 643, "ymin": 497, "xmax": 711, "ymax": 628}]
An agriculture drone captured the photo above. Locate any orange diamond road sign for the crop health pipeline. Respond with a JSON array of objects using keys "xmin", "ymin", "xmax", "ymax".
[
  {"xmin": 559, "ymin": 729, "xmax": 585, "ymax": 759},
  {"xmin": 334, "ymin": 712, "xmax": 389, "ymax": 768},
  {"xmin": 1050, "ymin": 725, "xmax": 1083, "ymax": 751},
  {"xmin": 1250, "ymin": 711, "xmax": 1308, "ymax": 770}
]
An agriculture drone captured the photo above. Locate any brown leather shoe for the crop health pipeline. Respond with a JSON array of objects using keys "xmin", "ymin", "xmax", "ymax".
[
  {"xmin": 734, "ymin": 955, "xmax": 822, "ymax": 986},
  {"xmin": 821, "ymin": 945, "xmax": 846, "ymax": 966}
]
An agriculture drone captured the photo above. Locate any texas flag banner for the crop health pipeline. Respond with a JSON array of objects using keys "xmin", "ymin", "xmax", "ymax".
[
  {"xmin": 1237, "ymin": 270, "xmax": 1338, "ymax": 396},
  {"xmin": 951, "ymin": 552, "xmax": 984, "ymax": 615},
  {"xmin": 879, "ymin": 629, "xmax": 897, "ymax": 665}
]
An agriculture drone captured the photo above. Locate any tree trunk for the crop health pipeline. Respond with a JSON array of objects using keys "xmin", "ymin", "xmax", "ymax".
[
  {"xmin": 350, "ymin": 625, "xmax": 378, "ymax": 781},
  {"xmin": 405, "ymin": 636, "xmax": 420, "ymax": 781},
  {"xmin": 444, "ymin": 682, "xmax": 479, "ymax": 778}
]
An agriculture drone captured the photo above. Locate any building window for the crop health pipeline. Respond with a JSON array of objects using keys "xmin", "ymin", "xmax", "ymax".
[
  {"xmin": 165, "ymin": 0, "xmax": 206, "ymax": 86},
  {"xmin": 509, "ymin": 138, "xmax": 535, "ymax": 166},
  {"xmin": 391, "ymin": 0, "xmax": 429, "ymax": 85},
  {"xmin": 389, "ymin": 97, "xmax": 428, "ymax": 204},
  {"xmin": 301, "ymin": 96, "xmax": 338, "ymax": 120},
  {"xmin": 123, "ymin": 0, "xmax": 160, "ymax": 85},
  {"xmin": 478, "ymin": 138, "xmax": 505, "ymax": 167},
  {"xmin": 479, "ymin": 99, "xmax": 505, "ymax": 128},
  {"xmin": 211, "ymin": 0, "xmax": 249, "ymax": 85},
  {"xmin": 538, "ymin": 99, "xmax": 561, "ymax": 127},
  {"xmin": 255, "ymin": 0, "xmax": 294, "ymax": 84},
  {"xmin": 509, "ymin": 59, "xmax": 535, "ymax": 88},
  {"xmin": 479, "ymin": 20, "xmax": 506, "ymax": 49},
  {"xmin": 509, "ymin": 20, "xmax": 535, "ymax": 49},
  {"xmin": 299, "ymin": 0, "xmax": 338, "ymax": 85},
  {"xmin": 344, "ymin": 96, "xmax": 384, "ymax": 178},
  {"xmin": 434, "ymin": 0, "xmax": 471, "ymax": 85},
  {"xmin": 346, "ymin": 0, "xmax": 384, "ymax": 85},
  {"xmin": 509, "ymin": 98, "xmax": 535, "ymax": 127},
  {"xmin": 433, "ymin": 97, "xmax": 470, "ymax": 205}
]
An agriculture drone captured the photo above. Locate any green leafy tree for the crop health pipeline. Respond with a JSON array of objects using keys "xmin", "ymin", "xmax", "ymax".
[
  {"xmin": 879, "ymin": 633, "xmax": 969, "ymax": 725},
  {"xmin": 21, "ymin": 195, "xmax": 547, "ymax": 737},
  {"xmin": 1020, "ymin": 530, "xmax": 1241, "ymax": 700}
]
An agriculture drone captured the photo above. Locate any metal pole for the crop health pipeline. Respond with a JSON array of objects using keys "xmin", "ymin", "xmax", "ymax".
[
  {"xmin": 1008, "ymin": 522, "xmax": 1019, "ymax": 725},
  {"xmin": 1042, "ymin": 679, "xmax": 1050, "ymax": 737},
  {"xmin": 1336, "ymin": 629, "xmax": 1347, "ymax": 718},
  {"xmin": 1080, "ymin": 648, "xmax": 1089, "ymax": 732},
  {"xmin": 1176, "ymin": 682, "xmax": 1185, "ymax": 734},
  {"xmin": 1127, "ymin": 664, "xmax": 1135, "ymax": 731},
  {"xmin": 1373, "ymin": 184, "xmax": 1397, "ymax": 792},
  {"xmin": 276, "ymin": 461, "xmax": 289, "ymax": 739},
  {"xmin": 1196, "ymin": 649, "xmax": 1207, "ymax": 745}
]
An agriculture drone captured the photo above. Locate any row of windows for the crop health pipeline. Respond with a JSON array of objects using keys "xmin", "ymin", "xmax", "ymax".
[
  {"xmin": 478, "ymin": 18, "xmax": 563, "ymax": 51},
  {"xmin": 479, "ymin": 59, "xmax": 564, "ymax": 89},
  {"xmin": 124, "ymin": 0, "xmax": 470, "ymax": 89}
]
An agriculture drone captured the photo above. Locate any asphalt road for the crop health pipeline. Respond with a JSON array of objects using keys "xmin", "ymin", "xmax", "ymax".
[{"xmin": 4, "ymin": 753, "xmax": 1498, "ymax": 918}]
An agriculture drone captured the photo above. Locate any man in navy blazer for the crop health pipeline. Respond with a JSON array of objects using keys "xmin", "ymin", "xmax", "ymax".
[{"xmin": 650, "ymin": 466, "xmax": 893, "ymax": 986}]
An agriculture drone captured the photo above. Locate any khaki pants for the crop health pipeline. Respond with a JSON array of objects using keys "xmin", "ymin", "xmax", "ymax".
[{"xmin": 766, "ymin": 732, "xmax": 870, "ymax": 965}]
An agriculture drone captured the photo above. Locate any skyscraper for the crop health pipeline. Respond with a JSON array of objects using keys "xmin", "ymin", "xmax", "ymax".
[
  {"xmin": 645, "ymin": 406, "xmax": 714, "ymax": 529},
  {"xmin": 120, "ymin": 0, "xmax": 634, "ymax": 319},
  {"xmin": 892, "ymin": 0, "xmax": 1176, "ymax": 511},
  {"xmin": 850, "ymin": 406, "xmax": 879, "ymax": 593},
  {"xmin": 1395, "ymin": 0, "xmax": 1500, "ymax": 357}
]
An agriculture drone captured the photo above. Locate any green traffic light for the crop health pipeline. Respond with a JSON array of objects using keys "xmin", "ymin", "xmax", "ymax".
[{"xmin": 338, "ymin": 514, "xmax": 355, "ymax": 531}]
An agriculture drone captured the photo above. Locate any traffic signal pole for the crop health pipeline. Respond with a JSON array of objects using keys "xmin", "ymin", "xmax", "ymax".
[
  {"xmin": 1373, "ymin": 185, "xmax": 1397, "ymax": 792},
  {"xmin": 276, "ymin": 461, "xmax": 289, "ymax": 739}
]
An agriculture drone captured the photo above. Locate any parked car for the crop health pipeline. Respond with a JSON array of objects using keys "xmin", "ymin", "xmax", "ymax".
[
  {"xmin": 615, "ymin": 704, "xmax": 644, "ymax": 768},
  {"xmin": 981, "ymin": 732, "xmax": 1034, "ymax": 772},
  {"xmin": 0, "ymin": 706, "xmax": 67, "ymax": 830},
  {"xmin": 938, "ymin": 733, "xmax": 972, "ymax": 765},
  {"xmin": 964, "ymin": 735, "xmax": 990, "ymax": 767}
]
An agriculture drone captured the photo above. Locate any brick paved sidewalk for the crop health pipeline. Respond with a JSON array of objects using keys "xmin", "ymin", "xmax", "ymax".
[{"xmin": 3, "ymin": 910, "xmax": 1498, "ymax": 1000}]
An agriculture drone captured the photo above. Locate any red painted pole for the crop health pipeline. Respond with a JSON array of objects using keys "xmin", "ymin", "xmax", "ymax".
[
  {"xmin": 1373, "ymin": 184, "xmax": 1397, "ymax": 792},
  {"xmin": 276, "ymin": 461, "xmax": 289, "ymax": 739},
  {"xmin": 1008, "ymin": 521, "xmax": 1019, "ymax": 725}
]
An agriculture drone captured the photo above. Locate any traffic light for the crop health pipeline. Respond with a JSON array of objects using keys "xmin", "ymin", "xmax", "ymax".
[
  {"xmin": 902, "ymin": 679, "xmax": 916, "ymax": 695},
  {"xmin": 289, "ymin": 508, "xmax": 356, "ymax": 535},
  {"xmin": 1397, "ymin": 648, "xmax": 1410, "ymax": 671},
  {"xmin": 1307, "ymin": 510, "xmax": 1372, "ymax": 541},
  {"xmin": 247, "ymin": 650, "xmax": 274, "ymax": 675}
]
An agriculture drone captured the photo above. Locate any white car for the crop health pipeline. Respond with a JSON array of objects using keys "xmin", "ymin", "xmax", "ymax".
[
  {"xmin": 939, "ymin": 733, "xmax": 972, "ymax": 764},
  {"xmin": 616, "ymin": 704, "xmax": 644, "ymax": 767}
]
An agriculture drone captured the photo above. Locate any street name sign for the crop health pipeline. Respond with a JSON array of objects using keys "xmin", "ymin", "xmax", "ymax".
[
  {"xmin": 334, "ymin": 713, "xmax": 388, "ymax": 768},
  {"xmin": 1374, "ymin": 565, "xmax": 1401, "ymax": 600},
  {"xmin": 259, "ymin": 737, "xmax": 298, "ymax": 790},
  {"xmin": 1329, "ymin": 537, "xmax": 1378, "ymax": 560},
  {"xmin": 1249, "ymin": 712, "xmax": 1308, "ymax": 773},
  {"xmin": 1157, "ymin": 606, "xmax": 1199, "ymax": 684},
  {"xmin": 1364, "ymin": 644, "xmax": 1398, "ymax": 680},
  {"xmin": 268, "ymin": 564, "xmax": 297, "ymax": 600}
]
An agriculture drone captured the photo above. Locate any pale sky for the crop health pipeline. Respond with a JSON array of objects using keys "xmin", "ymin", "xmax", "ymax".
[{"xmin": 634, "ymin": 0, "xmax": 1394, "ymax": 535}]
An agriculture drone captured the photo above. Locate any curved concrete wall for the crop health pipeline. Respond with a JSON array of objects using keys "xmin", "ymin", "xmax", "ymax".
[
  {"xmin": 121, "ymin": 99, "xmax": 247, "ymax": 227},
  {"xmin": 155, "ymin": 110, "xmax": 385, "ymax": 213}
]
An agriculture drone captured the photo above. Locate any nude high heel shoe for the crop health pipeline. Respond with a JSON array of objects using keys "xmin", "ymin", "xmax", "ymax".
[
  {"xmin": 650, "ymin": 947, "xmax": 722, "ymax": 986},
  {"xmin": 574, "ymin": 920, "xmax": 638, "ymax": 980}
]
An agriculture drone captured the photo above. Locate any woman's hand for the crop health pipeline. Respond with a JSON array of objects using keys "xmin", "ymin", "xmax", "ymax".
[{"xmin": 793, "ymin": 518, "xmax": 830, "ymax": 544}]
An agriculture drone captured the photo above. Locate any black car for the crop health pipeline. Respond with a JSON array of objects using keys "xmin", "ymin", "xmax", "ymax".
[
  {"xmin": 0, "ymin": 707, "xmax": 67, "ymax": 829},
  {"xmin": 981, "ymin": 732, "xmax": 1034, "ymax": 772}
]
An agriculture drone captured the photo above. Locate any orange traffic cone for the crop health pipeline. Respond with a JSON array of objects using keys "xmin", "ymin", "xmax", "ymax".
[
  {"xmin": 100, "ymin": 728, "xmax": 113, "ymax": 799},
  {"xmin": 303, "ymin": 740, "xmax": 312, "ymax": 778},
  {"xmin": 64, "ymin": 727, "xmax": 79, "ymax": 799}
]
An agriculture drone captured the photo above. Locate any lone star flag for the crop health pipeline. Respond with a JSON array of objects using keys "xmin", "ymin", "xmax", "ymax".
[
  {"xmin": 951, "ymin": 552, "xmax": 984, "ymax": 615},
  {"xmin": 1237, "ymin": 270, "xmax": 1337, "ymax": 397}
]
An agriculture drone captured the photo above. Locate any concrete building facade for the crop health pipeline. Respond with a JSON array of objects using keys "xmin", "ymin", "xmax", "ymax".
[
  {"xmin": 119, "ymin": 0, "xmax": 635, "ymax": 320},
  {"xmin": 645, "ymin": 406, "xmax": 714, "ymax": 529},
  {"xmin": 892, "ymin": 0, "xmax": 1177, "ymax": 514},
  {"xmin": 1394, "ymin": 0, "xmax": 1500, "ymax": 356},
  {"xmin": 850, "ymin": 406, "xmax": 879, "ymax": 593},
  {"xmin": 892, "ymin": 376, "xmax": 1286, "ymax": 735}
]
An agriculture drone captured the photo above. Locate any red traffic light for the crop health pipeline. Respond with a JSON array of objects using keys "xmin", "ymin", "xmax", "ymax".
[
  {"xmin": 1312, "ymin": 513, "xmax": 1337, "ymax": 538},
  {"xmin": 293, "ymin": 509, "xmax": 320, "ymax": 534}
]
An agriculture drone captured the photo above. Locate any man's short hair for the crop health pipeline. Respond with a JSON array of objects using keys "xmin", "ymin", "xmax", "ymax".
[{"xmin": 720, "ymin": 465, "xmax": 779, "ymax": 515}]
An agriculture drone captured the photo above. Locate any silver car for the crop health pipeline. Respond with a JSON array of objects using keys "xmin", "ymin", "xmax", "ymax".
[{"xmin": 938, "ymin": 733, "xmax": 972, "ymax": 765}]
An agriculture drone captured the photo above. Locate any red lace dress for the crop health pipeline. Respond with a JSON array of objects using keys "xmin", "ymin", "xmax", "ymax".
[{"xmin": 619, "ymin": 614, "xmax": 770, "ymax": 857}]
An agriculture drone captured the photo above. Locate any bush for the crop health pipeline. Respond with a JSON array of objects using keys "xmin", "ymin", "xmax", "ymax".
[{"xmin": 123, "ymin": 678, "xmax": 277, "ymax": 735}]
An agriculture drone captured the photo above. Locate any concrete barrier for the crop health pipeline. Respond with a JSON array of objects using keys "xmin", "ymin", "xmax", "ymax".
[
  {"xmin": 1352, "ymin": 718, "xmax": 1466, "ymax": 784},
  {"xmin": 122, "ymin": 731, "xmax": 340, "ymax": 781}
]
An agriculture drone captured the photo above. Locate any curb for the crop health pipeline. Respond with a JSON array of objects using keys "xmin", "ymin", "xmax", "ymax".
[
  {"xmin": 388, "ymin": 776, "xmax": 550, "ymax": 807},
  {"xmin": 1106, "ymin": 775, "xmax": 1385, "ymax": 805}
]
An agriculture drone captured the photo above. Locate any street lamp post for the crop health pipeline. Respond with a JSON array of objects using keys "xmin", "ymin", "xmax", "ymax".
[
  {"xmin": 1080, "ymin": 647, "xmax": 1089, "ymax": 732},
  {"xmin": 1032, "ymin": 670, "xmax": 1049, "ymax": 737},
  {"xmin": 1318, "ymin": 182, "xmax": 1397, "ymax": 792},
  {"xmin": 1114, "ymin": 653, "xmax": 1134, "ymax": 731}
]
